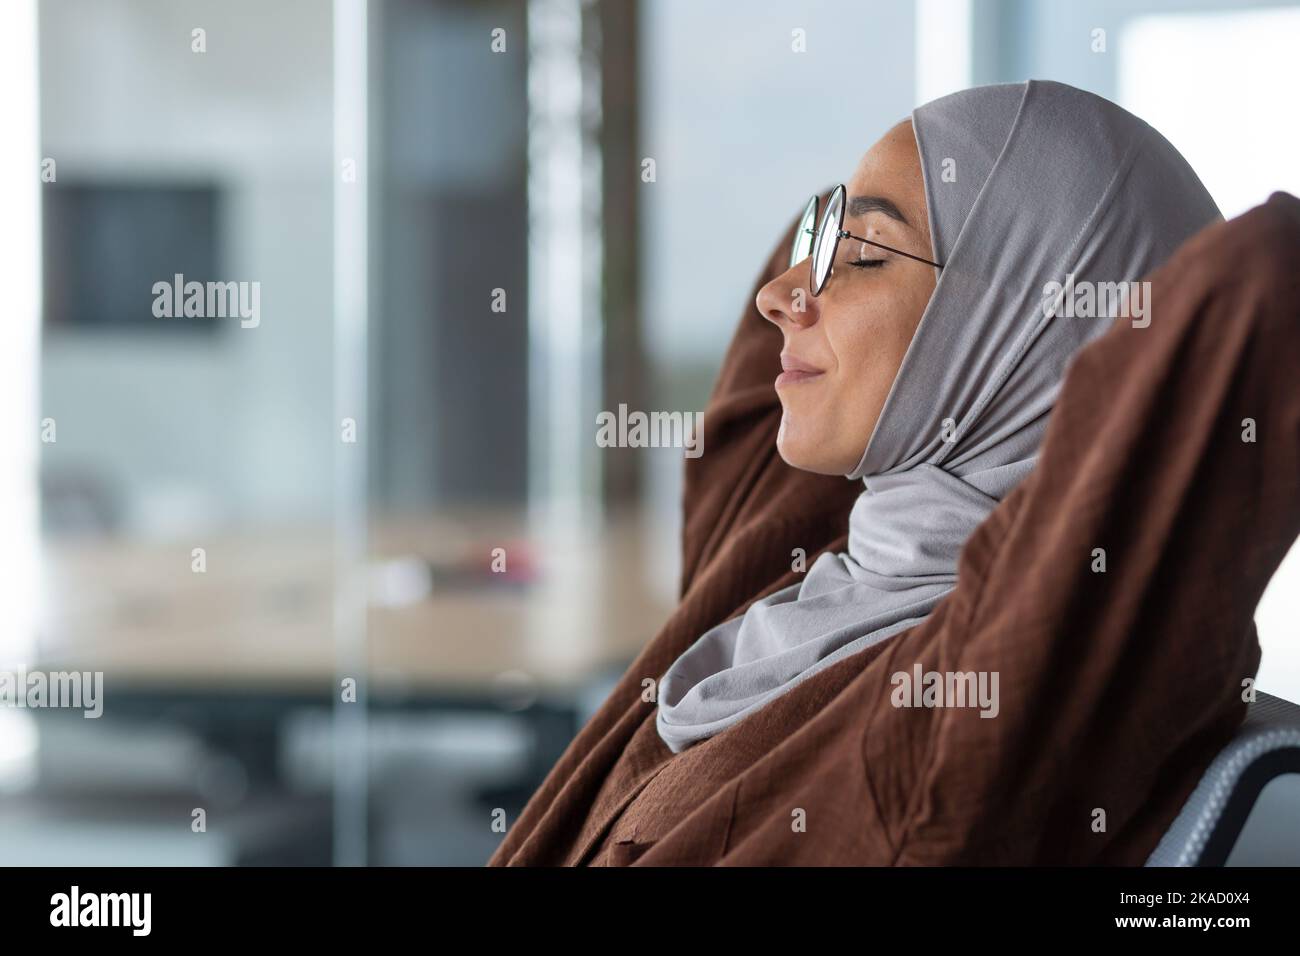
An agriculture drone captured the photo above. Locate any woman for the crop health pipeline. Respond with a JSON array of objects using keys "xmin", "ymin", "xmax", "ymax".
[{"xmin": 489, "ymin": 80, "xmax": 1300, "ymax": 865}]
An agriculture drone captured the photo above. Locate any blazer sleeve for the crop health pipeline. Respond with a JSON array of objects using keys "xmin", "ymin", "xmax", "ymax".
[{"xmin": 860, "ymin": 194, "xmax": 1300, "ymax": 864}]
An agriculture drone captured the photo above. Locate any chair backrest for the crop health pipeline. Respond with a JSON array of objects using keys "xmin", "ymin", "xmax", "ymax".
[{"xmin": 1146, "ymin": 691, "xmax": 1300, "ymax": 865}]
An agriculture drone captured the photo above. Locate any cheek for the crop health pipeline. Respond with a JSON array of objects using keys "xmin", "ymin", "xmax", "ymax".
[
  {"xmin": 827, "ymin": 309, "xmax": 907, "ymax": 399},
  {"xmin": 821, "ymin": 296, "xmax": 921, "ymax": 433}
]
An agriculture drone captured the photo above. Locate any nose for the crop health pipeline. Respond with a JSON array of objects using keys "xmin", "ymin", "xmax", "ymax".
[{"xmin": 756, "ymin": 261, "xmax": 818, "ymax": 331}]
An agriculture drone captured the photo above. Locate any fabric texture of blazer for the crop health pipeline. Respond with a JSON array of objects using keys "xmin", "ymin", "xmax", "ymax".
[{"xmin": 488, "ymin": 192, "xmax": 1300, "ymax": 866}]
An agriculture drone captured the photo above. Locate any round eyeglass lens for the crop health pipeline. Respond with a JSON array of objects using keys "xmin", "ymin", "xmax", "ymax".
[
  {"xmin": 812, "ymin": 186, "xmax": 844, "ymax": 294},
  {"xmin": 790, "ymin": 195, "xmax": 818, "ymax": 269}
]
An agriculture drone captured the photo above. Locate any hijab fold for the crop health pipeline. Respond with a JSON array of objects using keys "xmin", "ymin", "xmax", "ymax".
[{"xmin": 655, "ymin": 80, "xmax": 1222, "ymax": 754}]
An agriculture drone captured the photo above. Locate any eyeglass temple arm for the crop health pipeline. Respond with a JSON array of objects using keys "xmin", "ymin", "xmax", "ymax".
[{"xmin": 841, "ymin": 230, "xmax": 943, "ymax": 270}]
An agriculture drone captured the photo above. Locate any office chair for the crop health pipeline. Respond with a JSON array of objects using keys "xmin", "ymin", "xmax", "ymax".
[{"xmin": 1147, "ymin": 691, "xmax": 1300, "ymax": 865}]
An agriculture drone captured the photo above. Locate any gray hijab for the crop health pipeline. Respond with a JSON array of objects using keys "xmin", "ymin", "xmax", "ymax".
[{"xmin": 655, "ymin": 80, "xmax": 1221, "ymax": 754}]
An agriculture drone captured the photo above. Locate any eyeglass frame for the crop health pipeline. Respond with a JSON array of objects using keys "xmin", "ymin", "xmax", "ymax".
[{"xmin": 790, "ymin": 183, "xmax": 943, "ymax": 296}]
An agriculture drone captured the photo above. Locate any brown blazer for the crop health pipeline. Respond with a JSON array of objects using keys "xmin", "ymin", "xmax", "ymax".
[{"xmin": 488, "ymin": 192, "xmax": 1300, "ymax": 866}]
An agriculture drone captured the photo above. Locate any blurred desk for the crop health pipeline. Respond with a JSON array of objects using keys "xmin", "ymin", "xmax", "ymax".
[
  {"xmin": 34, "ymin": 509, "xmax": 675, "ymax": 699},
  {"xmin": 28, "ymin": 509, "xmax": 676, "ymax": 793}
]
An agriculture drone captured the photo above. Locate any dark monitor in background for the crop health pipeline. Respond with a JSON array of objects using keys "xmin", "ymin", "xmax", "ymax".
[{"xmin": 43, "ymin": 182, "xmax": 222, "ymax": 333}]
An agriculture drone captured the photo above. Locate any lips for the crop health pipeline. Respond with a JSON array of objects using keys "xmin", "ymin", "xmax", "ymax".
[{"xmin": 776, "ymin": 352, "xmax": 825, "ymax": 388}]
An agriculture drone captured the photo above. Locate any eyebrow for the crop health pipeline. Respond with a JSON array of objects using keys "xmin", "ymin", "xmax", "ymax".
[{"xmin": 847, "ymin": 195, "xmax": 909, "ymax": 225}]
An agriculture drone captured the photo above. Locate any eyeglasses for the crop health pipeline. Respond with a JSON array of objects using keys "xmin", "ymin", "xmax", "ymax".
[{"xmin": 789, "ymin": 183, "xmax": 943, "ymax": 296}]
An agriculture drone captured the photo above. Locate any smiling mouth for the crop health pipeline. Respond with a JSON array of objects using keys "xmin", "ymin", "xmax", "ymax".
[
  {"xmin": 777, "ymin": 353, "xmax": 825, "ymax": 388},
  {"xmin": 775, "ymin": 369, "xmax": 823, "ymax": 387}
]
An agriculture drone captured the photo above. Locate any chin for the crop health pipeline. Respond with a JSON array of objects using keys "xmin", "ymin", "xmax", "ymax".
[
  {"xmin": 775, "ymin": 440, "xmax": 803, "ymax": 469},
  {"xmin": 776, "ymin": 434, "xmax": 839, "ymax": 476},
  {"xmin": 777, "ymin": 407, "xmax": 848, "ymax": 474}
]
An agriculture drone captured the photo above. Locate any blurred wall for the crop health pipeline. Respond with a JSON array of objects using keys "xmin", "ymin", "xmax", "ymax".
[{"xmin": 39, "ymin": 0, "xmax": 334, "ymax": 536}]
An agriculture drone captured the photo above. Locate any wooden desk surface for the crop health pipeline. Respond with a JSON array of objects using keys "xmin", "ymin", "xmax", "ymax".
[{"xmin": 31, "ymin": 509, "xmax": 677, "ymax": 697}]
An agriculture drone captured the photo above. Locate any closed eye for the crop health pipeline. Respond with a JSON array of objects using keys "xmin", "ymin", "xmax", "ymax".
[{"xmin": 848, "ymin": 258, "xmax": 886, "ymax": 269}]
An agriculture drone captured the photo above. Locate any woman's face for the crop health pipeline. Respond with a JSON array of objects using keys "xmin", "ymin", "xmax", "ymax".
[{"xmin": 757, "ymin": 120, "xmax": 937, "ymax": 476}]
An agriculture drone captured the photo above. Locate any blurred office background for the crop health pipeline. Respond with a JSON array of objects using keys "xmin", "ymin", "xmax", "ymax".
[{"xmin": 1, "ymin": 0, "xmax": 1297, "ymax": 865}]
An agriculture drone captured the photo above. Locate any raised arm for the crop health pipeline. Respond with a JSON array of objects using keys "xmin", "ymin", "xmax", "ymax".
[{"xmin": 863, "ymin": 194, "xmax": 1300, "ymax": 864}]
